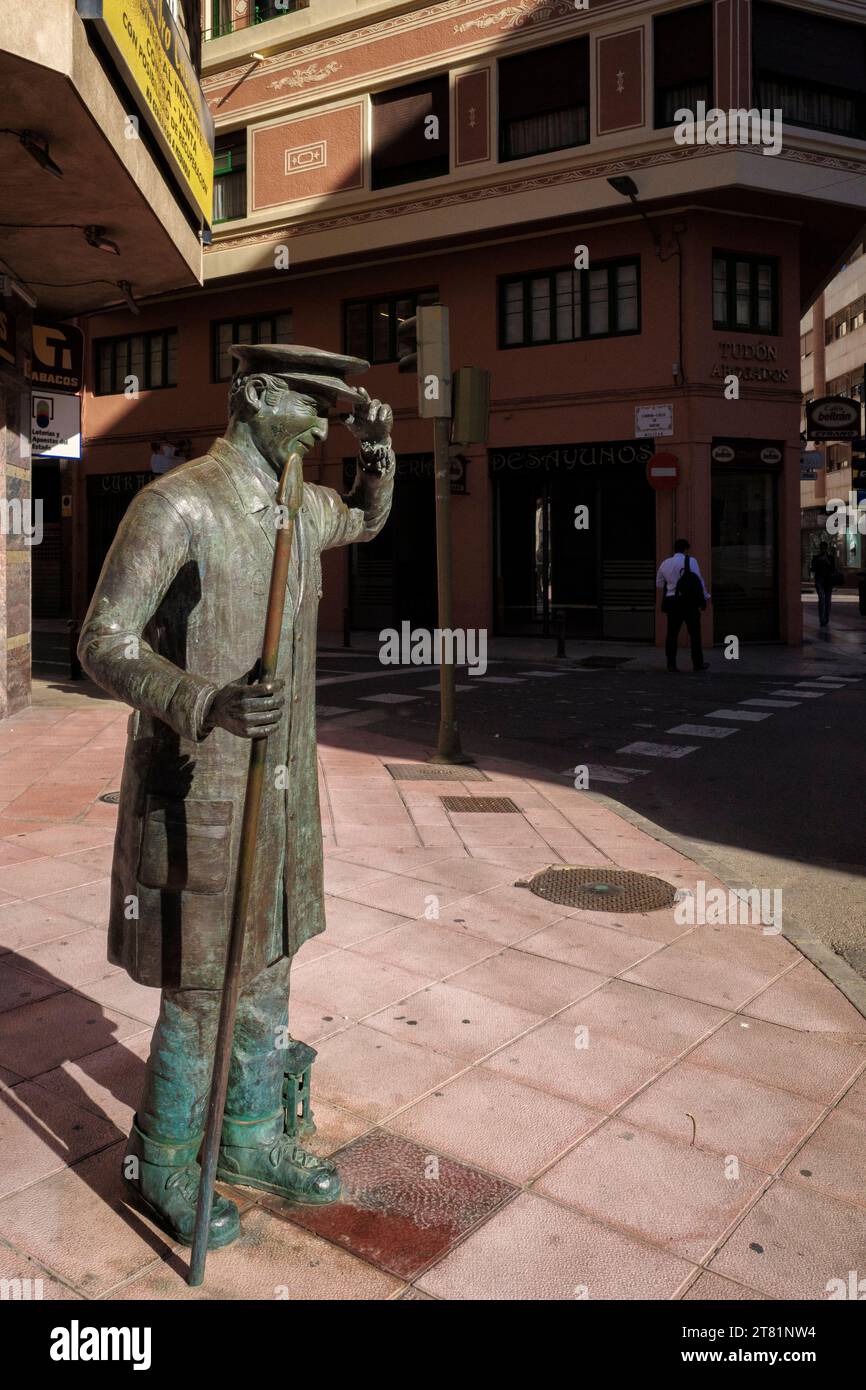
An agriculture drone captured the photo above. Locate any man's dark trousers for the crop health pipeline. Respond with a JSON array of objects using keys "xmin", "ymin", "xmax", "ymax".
[{"xmin": 665, "ymin": 599, "xmax": 704, "ymax": 670}]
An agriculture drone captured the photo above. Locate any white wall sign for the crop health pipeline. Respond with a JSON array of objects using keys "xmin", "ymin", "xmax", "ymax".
[
  {"xmin": 635, "ymin": 405, "xmax": 673, "ymax": 438},
  {"xmin": 31, "ymin": 391, "xmax": 81, "ymax": 459}
]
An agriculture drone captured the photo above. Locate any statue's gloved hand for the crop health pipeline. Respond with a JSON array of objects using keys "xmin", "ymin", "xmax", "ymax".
[
  {"xmin": 343, "ymin": 388, "xmax": 394, "ymax": 474},
  {"xmin": 202, "ymin": 665, "xmax": 286, "ymax": 739}
]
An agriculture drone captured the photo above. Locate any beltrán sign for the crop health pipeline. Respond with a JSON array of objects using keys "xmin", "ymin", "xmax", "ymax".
[{"xmin": 806, "ymin": 396, "xmax": 861, "ymax": 442}]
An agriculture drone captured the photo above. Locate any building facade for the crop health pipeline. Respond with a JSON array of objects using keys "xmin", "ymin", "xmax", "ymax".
[
  {"xmin": 0, "ymin": 0, "xmax": 212, "ymax": 716},
  {"xmin": 76, "ymin": 0, "xmax": 866, "ymax": 654},
  {"xmin": 800, "ymin": 243, "xmax": 866, "ymax": 582}
]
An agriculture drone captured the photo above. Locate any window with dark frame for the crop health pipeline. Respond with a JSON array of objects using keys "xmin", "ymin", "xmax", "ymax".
[
  {"xmin": 371, "ymin": 77, "xmax": 449, "ymax": 190},
  {"xmin": 343, "ymin": 289, "xmax": 438, "ymax": 363},
  {"xmin": 498, "ymin": 259, "xmax": 640, "ymax": 347},
  {"xmin": 94, "ymin": 329, "xmax": 179, "ymax": 395},
  {"xmin": 213, "ymin": 130, "xmax": 248, "ymax": 223},
  {"xmin": 211, "ymin": 310, "xmax": 294, "ymax": 382},
  {"xmin": 712, "ymin": 252, "xmax": 779, "ymax": 334},
  {"xmin": 653, "ymin": 3, "xmax": 714, "ymax": 128},
  {"xmin": 498, "ymin": 37, "xmax": 589, "ymax": 161},
  {"xmin": 752, "ymin": 2, "xmax": 866, "ymax": 141}
]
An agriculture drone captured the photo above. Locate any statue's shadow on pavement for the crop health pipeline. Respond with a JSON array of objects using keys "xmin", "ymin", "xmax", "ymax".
[{"xmin": 0, "ymin": 956, "xmax": 191, "ymax": 1280}]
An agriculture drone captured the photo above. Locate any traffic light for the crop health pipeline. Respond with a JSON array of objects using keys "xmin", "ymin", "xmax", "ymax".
[
  {"xmin": 396, "ymin": 304, "xmax": 451, "ymax": 417},
  {"xmin": 452, "ymin": 366, "xmax": 491, "ymax": 445}
]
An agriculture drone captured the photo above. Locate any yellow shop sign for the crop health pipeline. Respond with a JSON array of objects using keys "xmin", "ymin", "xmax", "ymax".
[{"xmin": 77, "ymin": 0, "xmax": 214, "ymax": 225}]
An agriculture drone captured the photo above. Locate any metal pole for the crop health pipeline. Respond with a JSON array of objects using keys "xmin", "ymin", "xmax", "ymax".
[
  {"xmin": 430, "ymin": 416, "xmax": 472, "ymax": 764},
  {"xmin": 188, "ymin": 451, "xmax": 301, "ymax": 1287}
]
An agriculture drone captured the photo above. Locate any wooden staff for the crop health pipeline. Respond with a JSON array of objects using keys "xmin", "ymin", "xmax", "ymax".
[{"xmin": 189, "ymin": 450, "xmax": 303, "ymax": 1287}]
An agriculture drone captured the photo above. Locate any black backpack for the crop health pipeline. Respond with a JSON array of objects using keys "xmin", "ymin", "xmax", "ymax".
[{"xmin": 675, "ymin": 554, "xmax": 705, "ymax": 609}]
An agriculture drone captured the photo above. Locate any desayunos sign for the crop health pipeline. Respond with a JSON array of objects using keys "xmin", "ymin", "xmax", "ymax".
[
  {"xmin": 806, "ymin": 396, "xmax": 861, "ymax": 441},
  {"xmin": 77, "ymin": 0, "xmax": 214, "ymax": 225}
]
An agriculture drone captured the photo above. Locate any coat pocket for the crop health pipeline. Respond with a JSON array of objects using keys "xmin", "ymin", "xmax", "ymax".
[{"xmin": 137, "ymin": 795, "xmax": 233, "ymax": 895}]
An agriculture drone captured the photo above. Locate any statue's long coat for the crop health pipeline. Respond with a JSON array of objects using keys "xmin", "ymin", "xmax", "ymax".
[{"xmin": 78, "ymin": 437, "xmax": 393, "ymax": 990}]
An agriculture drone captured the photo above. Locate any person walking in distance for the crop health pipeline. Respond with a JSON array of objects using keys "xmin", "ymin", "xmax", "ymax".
[
  {"xmin": 656, "ymin": 538, "xmax": 711, "ymax": 672},
  {"xmin": 810, "ymin": 541, "xmax": 838, "ymax": 628}
]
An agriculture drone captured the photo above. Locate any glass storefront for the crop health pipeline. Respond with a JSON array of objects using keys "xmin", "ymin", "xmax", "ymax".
[
  {"xmin": 491, "ymin": 441, "xmax": 657, "ymax": 639},
  {"xmin": 711, "ymin": 439, "xmax": 781, "ymax": 641}
]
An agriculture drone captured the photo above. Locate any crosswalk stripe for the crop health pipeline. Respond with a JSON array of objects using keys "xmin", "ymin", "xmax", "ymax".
[
  {"xmin": 617, "ymin": 740, "xmax": 699, "ymax": 758},
  {"xmin": 741, "ymin": 698, "xmax": 800, "ymax": 708},
  {"xmin": 794, "ymin": 680, "xmax": 846, "ymax": 689},
  {"xmin": 707, "ymin": 708, "xmax": 772, "ymax": 721},
  {"xmin": 667, "ymin": 723, "xmax": 738, "ymax": 738},
  {"xmin": 769, "ymin": 689, "xmax": 826, "ymax": 699}
]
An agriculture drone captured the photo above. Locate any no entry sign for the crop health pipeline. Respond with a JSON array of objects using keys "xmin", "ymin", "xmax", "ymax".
[{"xmin": 646, "ymin": 452, "xmax": 680, "ymax": 490}]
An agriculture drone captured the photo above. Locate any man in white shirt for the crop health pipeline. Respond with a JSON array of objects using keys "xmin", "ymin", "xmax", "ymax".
[{"xmin": 656, "ymin": 538, "xmax": 711, "ymax": 672}]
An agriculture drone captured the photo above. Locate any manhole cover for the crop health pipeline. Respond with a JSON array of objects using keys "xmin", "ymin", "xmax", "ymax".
[
  {"xmin": 440, "ymin": 796, "xmax": 519, "ymax": 813},
  {"xmin": 98, "ymin": 791, "xmax": 121, "ymax": 805},
  {"xmin": 516, "ymin": 865, "xmax": 677, "ymax": 912},
  {"xmin": 386, "ymin": 764, "xmax": 490, "ymax": 781}
]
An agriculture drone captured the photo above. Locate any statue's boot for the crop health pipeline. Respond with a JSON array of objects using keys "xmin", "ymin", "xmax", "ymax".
[
  {"xmin": 123, "ymin": 1118, "xmax": 241, "ymax": 1248},
  {"xmin": 217, "ymin": 1111, "xmax": 341, "ymax": 1205}
]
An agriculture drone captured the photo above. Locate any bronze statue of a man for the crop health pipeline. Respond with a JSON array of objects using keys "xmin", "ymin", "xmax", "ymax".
[{"xmin": 78, "ymin": 345, "xmax": 394, "ymax": 1250}]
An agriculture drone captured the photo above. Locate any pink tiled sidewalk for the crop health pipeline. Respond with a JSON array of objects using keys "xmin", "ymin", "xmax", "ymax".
[{"xmin": 1, "ymin": 682, "xmax": 865, "ymax": 1301}]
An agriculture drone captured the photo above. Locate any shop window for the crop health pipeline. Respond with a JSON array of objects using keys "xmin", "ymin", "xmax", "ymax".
[
  {"xmin": 371, "ymin": 77, "xmax": 449, "ymax": 190},
  {"xmin": 712, "ymin": 252, "xmax": 778, "ymax": 333},
  {"xmin": 654, "ymin": 3, "xmax": 713, "ymax": 128},
  {"xmin": 94, "ymin": 330, "xmax": 178, "ymax": 395},
  {"xmin": 211, "ymin": 311, "xmax": 293, "ymax": 382},
  {"xmin": 752, "ymin": 2, "xmax": 866, "ymax": 140},
  {"xmin": 343, "ymin": 289, "xmax": 437, "ymax": 363},
  {"xmin": 499, "ymin": 258, "xmax": 640, "ymax": 347},
  {"xmin": 213, "ymin": 131, "xmax": 247, "ymax": 223},
  {"xmin": 498, "ymin": 37, "xmax": 589, "ymax": 161}
]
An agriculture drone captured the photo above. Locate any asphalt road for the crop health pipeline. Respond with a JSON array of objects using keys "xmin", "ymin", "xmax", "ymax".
[{"xmin": 314, "ymin": 601, "xmax": 866, "ymax": 980}]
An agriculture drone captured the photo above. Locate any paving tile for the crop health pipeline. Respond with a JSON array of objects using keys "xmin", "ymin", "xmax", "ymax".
[
  {"xmin": 403, "ymin": 856, "xmax": 516, "ymax": 892},
  {"xmin": 292, "ymin": 950, "xmax": 431, "ymax": 1019},
  {"xmin": 0, "ymin": 1248, "xmax": 81, "ymax": 1299},
  {"xmin": 11, "ymin": 928, "xmax": 122, "ymax": 991},
  {"xmin": 0, "ymin": 960, "xmax": 66, "ymax": 1013},
  {"xmin": 267, "ymin": 1129, "xmax": 516, "ymax": 1279},
  {"xmin": 0, "ymin": 991, "xmax": 147, "ymax": 1078},
  {"xmin": 348, "ymin": 920, "xmax": 497, "ymax": 980},
  {"xmin": 622, "ymin": 938, "xmax": 787, "ymax": 1010},
  {"xmin": 390, "ymin": 1069, "xmax": 599, "ymax": 1182},
  {"xmin": 37, "ymin": 880, "xmax": 111, "ymax": 928},
  {"xmin": 417, "ymin": 1191, "xmax": 694, "ymax": 1300},
  {"xmin": 781, "ymin": 1108, "xmax": 866, "ymax": 1208},
  {"xmin": 557, "ymin": 979, "xmax": 730, "ymax": 1056},
  {"xmin": 744, "ymin": 961, "xmax": 866, "ymax": 1038},
  {"xmin": 79, "ymin": 975, "xmax": 161, "ymax": 1027},
  {"xmin": 681, "ymin": 1271, "xmax": 768, "ymax": 1300},
  {"xmin": 322, "ymin": 896, "xmax": 413, "ymax": 946},
  {"xmin": 0, "ymin": 1079, "xmax": 120, "ymax": 1198},
  {"xmin": 313, "ymin": 1025, "xmax": 463, "ymax": 1122},
  {"xmin": 323, "ymin": 858, "xmax": 391, "ymax": 894},
  {"xmin": 30, "ymin": 1030, "xmax": 152, "ymax": 1129},
  {"xmin": 302, "ymin": 1099, "xmax": 372, "ymax": 1158},
  {"xmin": 328, "ymin": 874, "xmax": 465, "ymax": 918},
  {"xmin": 366, "ymin": 982, "xmax": 543, "ymax": 1061},
  {"xmin": 837, "ymin": 1069, "xmax": 866, "ymax": 1118},
  {"xmin": 620, "ymin": 1060, "xmax": 824, "ymax": 1173},
  {"xmin": 111, "ymin": 1206, "xmax": 402, "ymax": 1300},
  {"xmin": 563, "ymin": 904, "xmax": 690, "ymax": 945},
  {"xmin": 0, "ymin": 857, "xmax": 104, "ymax": 900},
  {"xmin": 285, "ymin": 996, "xmax": 351, "ymax": 1044},
  {"xmin": 448, "ymin": 948, "xmax": 605, "ymax": 1016},
  {"xmin": 536, "ymin": 1121, "xmax": 766, "ymax": 1263},
  {"xmin": 688, "ymin": 1016, "xmax": 864, "ymax": 1104},
  {"xmin": 709, "ymin": 1180, "xmax": 866, "ymax": 1299},
  {"xmin": 0, "ymin": 899, "xmax": 98, "ymax": 956},
  {"xmin": 518, "ymin": 919, "xmax": 663, "ymax": 976},
  {"xmin": 436, "ymin": 891, "xmax": 565, "ymax": 946}
]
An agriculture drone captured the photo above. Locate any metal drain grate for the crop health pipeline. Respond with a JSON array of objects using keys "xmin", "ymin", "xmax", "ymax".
[
  {"xmin": 517, "ymin": 864, "xmax": 677, "ymax": 912},
  {"xmin": 385, "ymin": 763, "xmax": 490, "ymax": 781},
  {"xmin": 441, "ymin": 796, "xmax": 519, "ymax": 813},
  {"xmin": 98, "ymin": 791, "xmax": 121, "ymax": 805}
]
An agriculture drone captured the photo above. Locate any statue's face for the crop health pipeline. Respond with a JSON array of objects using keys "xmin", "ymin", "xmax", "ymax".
[{"xmin": 247, "ymin": 382, "xmax": 331, "ymax": 473}]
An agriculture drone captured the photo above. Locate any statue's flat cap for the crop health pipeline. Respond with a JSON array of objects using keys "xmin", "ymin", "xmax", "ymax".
[{"xmin": 230, "ymin": 343, "xmax": 370, "ymax": 405}]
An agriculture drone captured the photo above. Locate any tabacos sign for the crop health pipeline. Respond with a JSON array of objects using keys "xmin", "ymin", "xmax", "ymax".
[{"xmin": 806, "ymin": 396, "xmax": 860, "ymax": 441}]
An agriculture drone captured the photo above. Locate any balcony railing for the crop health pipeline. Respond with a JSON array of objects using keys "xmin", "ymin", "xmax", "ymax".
[{"xmin": 204, "ymin": 1, "xmax": 307, "ymax": 42}]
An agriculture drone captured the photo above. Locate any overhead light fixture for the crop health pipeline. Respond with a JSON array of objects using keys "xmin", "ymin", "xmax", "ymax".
[
  {"xmin": 607, "ymin": 175, "xmax": 639, "ymax": 200},
  {"xmin": 18, "ymin": 130, "xmax": 64, "ymax": 180},
  {"xmin": 117, "ymin": 279, "xmax": 140, "ymax": 315},
  {"xmin": 84, "ymin": 225, "xmax": 120, "ymax": 256}
]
